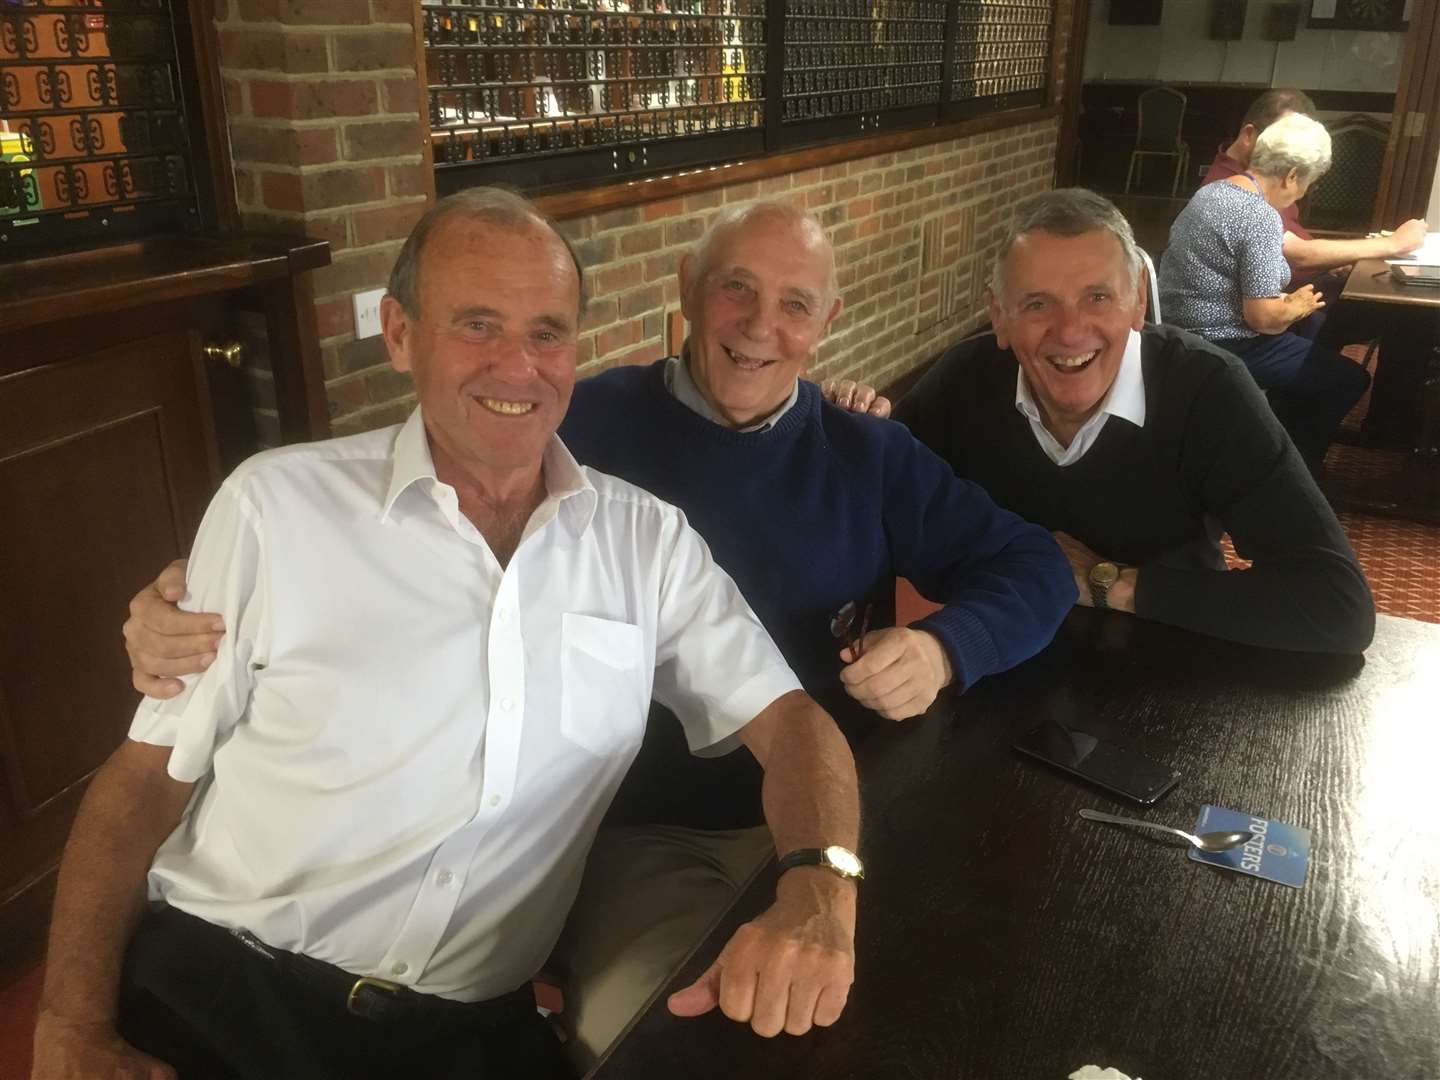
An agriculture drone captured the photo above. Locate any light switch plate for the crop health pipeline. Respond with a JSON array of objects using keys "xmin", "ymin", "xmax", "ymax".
[{"xmin": 352, "ymin": 287, "xmax": 386, "ymax": 339}]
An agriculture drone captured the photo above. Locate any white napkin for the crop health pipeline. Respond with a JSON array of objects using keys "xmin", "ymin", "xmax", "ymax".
[{"xmin": 1069, "ymin": 1067, "xmax": 1143, "ymax": 1080}]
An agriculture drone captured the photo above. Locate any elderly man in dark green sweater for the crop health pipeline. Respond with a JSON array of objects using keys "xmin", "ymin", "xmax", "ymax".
[{"xmin": 896, "ymin": 188, "xmax": 1374, "ymax": 655}]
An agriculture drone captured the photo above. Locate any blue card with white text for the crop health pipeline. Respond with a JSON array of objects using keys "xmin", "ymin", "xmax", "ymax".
[{"xmin": 1186, "ymin": 804, "xmax": 1311, "ymax": 888}]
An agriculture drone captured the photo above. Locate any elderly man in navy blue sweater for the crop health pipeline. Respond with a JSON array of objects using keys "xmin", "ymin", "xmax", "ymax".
[{"xmin": 122, "ymin": 198, "xmax": 1074, "ymax": 1073}]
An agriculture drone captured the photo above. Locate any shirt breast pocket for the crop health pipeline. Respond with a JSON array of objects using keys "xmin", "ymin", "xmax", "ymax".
[{"xmin": 559, "ymin": 613, "xmax": 649, "ymax": 757}]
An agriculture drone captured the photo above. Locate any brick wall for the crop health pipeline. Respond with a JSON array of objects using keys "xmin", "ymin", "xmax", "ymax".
[
  {"xmin": 213, "ymin": 0, "xmax": 432, "ymax": 443},
  {"xmin": 559, "ymin": 120, "xmax": 1058, "ymax": 392},
  {"xmin": 211, "ymin": 1, "xmax": 1068, "ymax": 439}
]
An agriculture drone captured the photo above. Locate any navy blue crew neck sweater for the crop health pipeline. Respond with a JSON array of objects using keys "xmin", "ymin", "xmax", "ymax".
[{"xmin": 560, "ymin": 359, "xmax": 1074, "ymax": 828}]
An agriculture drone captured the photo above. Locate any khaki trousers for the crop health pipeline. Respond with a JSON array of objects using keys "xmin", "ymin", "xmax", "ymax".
[{"xmin": 549, "ymin": 824, "xmax": 773, "ymax": 1076}]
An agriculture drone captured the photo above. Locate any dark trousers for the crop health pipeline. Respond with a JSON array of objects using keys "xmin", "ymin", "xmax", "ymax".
[
  {"xmin": 116, "ymin": 906, "xmax": 571, "ymax": 1080},
  {"xmin": 1222, "ymin": 331, "xmax": 1370, "ymax": 475}
]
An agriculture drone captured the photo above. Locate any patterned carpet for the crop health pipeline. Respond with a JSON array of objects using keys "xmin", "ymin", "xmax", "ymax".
[{"xmin": 1217, "ymin": 342, "xmax": 1440, "ymax": 625}]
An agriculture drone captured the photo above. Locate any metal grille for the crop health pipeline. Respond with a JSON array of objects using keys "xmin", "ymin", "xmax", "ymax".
[
  {"xmin": 781, "ymin": 0, "xmax": 946, "ymax": 124},
  {"xmin": 0, "ymin": 0, "xmax": 198, "ymax": 251},
  {"xmin": 424, "ymin": 1, "xmax": 765, "ymax": 169},
  {"xmin": 950, "ymin": 0, "xmax": 1052, "ymax": 103}
]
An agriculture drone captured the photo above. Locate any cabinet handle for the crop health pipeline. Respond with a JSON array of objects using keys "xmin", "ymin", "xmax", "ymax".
[{"xmin": 203, "ymin": 341, "xmax": 245, "ymax": 368}]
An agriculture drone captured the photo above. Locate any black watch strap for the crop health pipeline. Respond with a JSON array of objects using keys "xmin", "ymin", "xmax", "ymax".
[{"xmin": 776, "ymin": 846, "xmax": 864, "ymax": 880}]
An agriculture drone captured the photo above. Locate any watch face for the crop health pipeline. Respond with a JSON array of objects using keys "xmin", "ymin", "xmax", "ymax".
[
  {"xmin": 1089, "ymin": 561, "xmax": 1120, "ymax": 586},
  {"xmin": 824, "ymin": 845, "xmax": 863, "ymax": 877}
]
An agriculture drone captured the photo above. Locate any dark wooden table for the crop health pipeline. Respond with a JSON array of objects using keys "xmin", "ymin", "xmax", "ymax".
[
  {"xmin": 1329, "ymin": 258, "xmax": 1440, "ymax": 523},
  {"xmin": 593, "ymin": 610, "xmax": 1440, "ymax": 1080}
]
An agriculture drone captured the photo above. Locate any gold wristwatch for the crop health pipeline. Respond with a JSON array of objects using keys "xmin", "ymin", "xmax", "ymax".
[
  {"xmin": 776, "ymin": 845, "xmax": 865, "ymax": 881},
  {"xmin": 1088, "ymin": 561, "xmax": 1120, "ymax": 609}
]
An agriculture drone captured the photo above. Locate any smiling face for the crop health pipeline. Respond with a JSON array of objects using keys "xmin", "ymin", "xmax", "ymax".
[
  {"xmin": 679, "ymin": 210, "xmax": 843, "ymax": 428},
  {"xmin": 989, "ymin": 228, "xmax": 1145, "ymax": 446},
  {"xmin": 381, "ymin": 214, "xmax": 581, "ymax": 493}
]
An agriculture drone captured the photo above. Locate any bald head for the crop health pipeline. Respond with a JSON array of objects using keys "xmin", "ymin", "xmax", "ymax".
[{"xmin": 387, "ymin": 186, "xmax": 587, "ymax": 320}]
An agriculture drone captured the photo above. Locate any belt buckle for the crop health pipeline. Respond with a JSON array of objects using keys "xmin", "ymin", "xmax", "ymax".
[{"xmin": 346, "ymin": 975, "xmax": 405, "ymax": 1017}]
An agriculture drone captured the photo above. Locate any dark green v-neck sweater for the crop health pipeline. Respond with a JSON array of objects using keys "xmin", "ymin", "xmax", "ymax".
[{"xmin": 895, "ymin": 325, "xmax": 1374, "ymax": 654}]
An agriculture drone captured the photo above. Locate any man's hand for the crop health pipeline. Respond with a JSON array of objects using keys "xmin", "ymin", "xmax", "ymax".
[
  {"xmin": 1387, "ymin": 218, "xmax": 1428, "ymax": 257},
  {"xmin": 819, "ymin": 378, "xmax": 892, "ymax": 419},
  {"xmin": 122, "ymin": 559, "xmax": 223, "ymax": 699},
  {"xmin": 31, "ymin": 1013, "xmax": 177, "ymax": 1080},
  {"xmin": 1052, "ymin": 531, "xmax": 1136, "ymax": 613},
  {"xmin": 838, "ymin": 626, "xmax": 952, "ymax": 720},
  {"xmin": 668, "ymin": 868, "xmax": 855, "ymax": 1037}
]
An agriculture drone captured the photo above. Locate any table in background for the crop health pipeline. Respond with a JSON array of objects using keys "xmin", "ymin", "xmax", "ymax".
[
  {"xmin": 1330, "ymin": 257, "xmax": 1440, "ymax": 522},
  {"xmin": 593, "ymin": 610, "xmax": 1440, "ymax": 1080}
]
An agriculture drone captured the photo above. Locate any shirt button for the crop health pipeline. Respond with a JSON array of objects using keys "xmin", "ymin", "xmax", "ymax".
[
  {"xmin": 500, "ymin": 697, "xmax": 514, "ymax": 711},
  {"xmin": 497, "ymin": 608, "xmax": 510, "ymax": 623},
  {"xmin": 489, "ymin": 794, "xmax": 503, "ymax": 807},
  {"xmin": 391, "ymin": 962, "xmax": 409, "ymax": 977},
  {"xmin": 436, "ymin": 869, "xmax": 454, "ymax": 887}
]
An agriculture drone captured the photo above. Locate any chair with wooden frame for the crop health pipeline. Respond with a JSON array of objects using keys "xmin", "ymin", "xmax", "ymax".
[{"xmin": 1124, "ymin": 87, "xmax": 1190, "ymax": 197}]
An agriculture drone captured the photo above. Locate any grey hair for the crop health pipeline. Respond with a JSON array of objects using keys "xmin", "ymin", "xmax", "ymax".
[
  {"xmin": 1250, "ymin": 112, "xmax": 1332, "ymax": 185},
  {"xmin": 687, "ymin": 198, "xmax": 838, "ymax": 300},
  {"xmin": 989, "ymin": 188, "xmax": 1144, "ymax": 304},
  {"xmin": 386, "ymin": 186, "xmax": 588, "ymax": 318}
]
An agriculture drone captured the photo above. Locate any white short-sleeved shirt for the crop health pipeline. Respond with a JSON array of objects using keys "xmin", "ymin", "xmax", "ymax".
[{"xmin": 129, "ymin": 409, "xmax": 800, "ymax": 1001}]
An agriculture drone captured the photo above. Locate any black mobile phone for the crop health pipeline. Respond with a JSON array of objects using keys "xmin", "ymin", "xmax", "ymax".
[{"xmin": 1013, "ymin": 720, "xmax": 1180, "ymax": 805}]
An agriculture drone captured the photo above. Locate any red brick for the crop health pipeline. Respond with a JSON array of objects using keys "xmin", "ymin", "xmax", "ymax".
[
  {"xmin": 351, "ymin": 200, "xmax": 427, "ymax": 247},
  {"xmin": 592, "ymin": 207, "xmax": 642, "ymax": 234},
  {"xmin": 233, "ymin": 0, "xmax": 281, "ymax": 20},
  {"xmin": 644, "ymin": 251, "xmax": 677, "ymax": 283},
  {"xmin": 333, "ymin": 334, "xmax": 391, "ymax": 377},
  {"xmin": 387, "ymin": 163, "xmax": 431, "ymax": 198},
  {"xmin": 663, "ymin": 217, "xmax": 703, "ymax": 247},
  {"xmin": 580, "ymin": 298, "xmax": 618, "ymax": 333},
  {"xmin": 219, "ymin": 29, "xmax": 329, "ymax": 73},
  {"xmin": 273, "ymin": 0, "xmax": 371, "ymax": 25},
  {"xmin": 364, "ymin": 365, "xmax": 413, "ymax": 404},
  {"xmin": 369, "ymin": 0, "xmax": 416, "ymax": 24},
  {"xmin": 303, "ymin": 166, "xmax": 387, "ymax": 210},
  {"xmin": 230, "ymin": 124, "xmax": 338, "ymax": 167},
  {"xmin": 333, "ymin": 29, "xmax": 415, "ymax": 73},
  {"xmin": 260, "ymin": 170, "xmax": 304, "ymax": 212},
  {"xmin": 847, "ymin": 197, "xmax": 873, "ymax": 219},
  {"xmin": 315, "ymin": 295, "xmax": 355, "ymax": 340},
  {"xmin": 619, "ymin": 225, "xmax": 664, "ymax": 257},
  {"xmin": 595, "ymin": 321, "xmax": 641, "ymax": 358},
  {"xmin": 311, "ymin": 246, "xmax": 403, "ymax": 297},
  {"xmin": 344, "ymin": 118, "xmax": 424, "ymax": 160},
  {"xmin": 642, "ymin": 196, "xmax": 685, "ymax": 222},
  {"xmin": 618, "ymin": 284, "xmax": 664, "ymax": 320},
  {"xmin": 325, "ymin": 374, "xmax": 370, "ymax": 419},
  {"xmin": 382, "ymin": 77, "xmax": 421, "ymax": 115},
  {"xmin": 595, "ymin": 261, "xmax": 643, "ymax": 296},
  {"xmin": 250, "ymin": 78, "xmax": 378, "ymax": 121}
]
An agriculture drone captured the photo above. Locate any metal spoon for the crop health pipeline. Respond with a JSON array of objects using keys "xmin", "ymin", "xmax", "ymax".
[{"xmin": 1078, "ymin": 808, "xmax": 1255, "ymax": 853}]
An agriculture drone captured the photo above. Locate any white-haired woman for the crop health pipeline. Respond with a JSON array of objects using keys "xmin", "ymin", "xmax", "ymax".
[{"xmin": 1159, "ymin": 112, "xmax": 1369, "ymax": 475}]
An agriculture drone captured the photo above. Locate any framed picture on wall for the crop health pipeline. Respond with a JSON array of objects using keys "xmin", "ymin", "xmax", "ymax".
[{"xmin": 1307, "ymin": 0, "xmax": 1408, "ymax": 31}]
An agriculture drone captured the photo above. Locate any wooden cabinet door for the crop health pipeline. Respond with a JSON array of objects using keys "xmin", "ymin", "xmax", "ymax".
[{"xmin": 0, "ymin": 331, "xmax": 218, "ymax": 956}]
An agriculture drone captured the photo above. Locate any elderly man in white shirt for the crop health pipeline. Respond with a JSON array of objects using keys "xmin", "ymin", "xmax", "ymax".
[{"xmin": 30, "ymin": 189, "xmax": 860, "ymax": 1080}]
